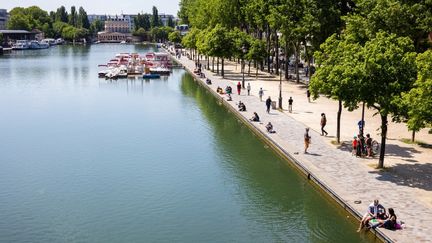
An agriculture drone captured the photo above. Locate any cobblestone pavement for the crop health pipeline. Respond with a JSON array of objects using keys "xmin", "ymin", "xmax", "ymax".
[{"xmin": 169, "ymin": 49, "xmax": 432, "ymax": 242}]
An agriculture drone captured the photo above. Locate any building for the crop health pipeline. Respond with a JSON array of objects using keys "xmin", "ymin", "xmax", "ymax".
[
  {"xmin": 97, "ymin": 31, "xmax": 132, "ymax": 43},
  {"xmin": 0, "ymin": 9, "xmax": 9, "ymax": 30},
  {"xmin": 97, "ymin": 18, "xmax": 132, "ymax": 43},
  {"xmin": 104, "ymin": 20, "xmax": 130, "ymax": 33},
  {"xmin": 0, "ymin": 30, "xmax": 37, "ymax": 46},
  {"xmin": 175, "ymin": 24, "xmax": 189, "ymax": 36}
]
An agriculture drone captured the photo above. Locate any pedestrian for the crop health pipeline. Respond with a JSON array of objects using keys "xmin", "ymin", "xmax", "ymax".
[
  {"xmin": 266, "ymin": 96, "xmax": 272, "ymax": 113},
  {"xmin": 237, "ymin": 82, "xmax": 242, "ymax": 95},
  {"xmin": 247, "ymin": 83, "xmax": 251, "ymax": 96},
  {"xmin": 288, "ymin": 97, "xmax": 293, "ymax": 113},
  {"xmin": 366, "ymin": 134, "xmax": 373, "ymax": 157},
  {"xmin": 320, "ymin": 113, "xmax": 328, "ymax": 136},
  {"xmin": 306, "ymin": 89, "xmax": 311, "ymax": 103},
  {"xmin": 304, "ymin": 128, "xmax": 311, "ymax": 153},
  {"xmin": 259, "ymin": 88, "xmax": 264, "ymax": 101}
]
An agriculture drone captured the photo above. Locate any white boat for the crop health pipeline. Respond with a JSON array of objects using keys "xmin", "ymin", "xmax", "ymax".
[
  {"xmin": 98, "ymin": 65, "xmax": 108, "ymax": 78},
  {"xmin": 12, "ymin": 40, "xmax": 29, "ymax": 50},
  {"xmin": 149, "ymin": 66, "xmax": 171, "ymax": 75},
  {"xmin": 55, "ymin": 38, "xmax": 65, "ymax": 45},
  {"xmin": 29, "ymin": 40, "xmax": 49, "ymax": 49},
  {"xmin": 117, "ymin": 65, "xmax": 128, "ymax": 78},
  {"xmin": 42, "ymin": 38, "xmax": 56, "ymax": 46},
  {"xmin": 120, "ymin": 40, "xmax": 127, "ymax": 44}
]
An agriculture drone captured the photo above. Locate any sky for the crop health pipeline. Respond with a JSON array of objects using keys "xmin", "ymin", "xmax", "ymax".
[{"xmin": 3, "ymin": 0, "xmax": 180, "ymax": 16}]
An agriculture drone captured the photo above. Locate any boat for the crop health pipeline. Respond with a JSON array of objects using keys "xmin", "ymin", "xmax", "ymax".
[
  {"xmin": 117, "ymin": 65, "xmax": 128, "ymax": 78},
  {"xmin": 29, "ymin": 40, "xmax": 49, "ymax": 49},
  {"xmin": 120, "ymin": 40, "xmax": 127, "ymax": 44},
  {"xmin": 142, "ymin": 73, "xmax": 161, "ymax": 79},
  {"xmin": 149, "ymin": 66, "xmax": 171, "ymax": 75},
  {"xmin": 98, "ymin": 65, "xmax": 108, "ymax": 78},
  {"xmin": 144, "ymin": 52, "xmax": 172, "ymax": 68},
  {"xmin": 41, "ymin": 38, "xmax": 56, "ymax": 46},
  {"xmin": 55, "ymin": 38, "xmax": 65, "ymax": 45},
  {"xmin": 12, "ymin": 40, "xmax": 29, "ymax": 50}
]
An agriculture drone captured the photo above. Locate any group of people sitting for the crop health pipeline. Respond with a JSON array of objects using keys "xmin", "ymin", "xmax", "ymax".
[
  {"xmin": 358, "ymin": 199, "xmax": 400, "ymax": 232},
  {"xmin": 352, "ymin": 133, "xmax": 373, "ymax": 157}
]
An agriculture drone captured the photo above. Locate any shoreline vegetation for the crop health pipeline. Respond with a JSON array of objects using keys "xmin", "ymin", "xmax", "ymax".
[{"xmin": 4, "ymin": 5, "xmax": 179, "ymax": 44}]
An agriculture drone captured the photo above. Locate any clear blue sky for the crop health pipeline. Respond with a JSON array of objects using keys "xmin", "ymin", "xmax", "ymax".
[{"xmin": 3, "ymin": 0, "xmax": 180, "ymax": 16}]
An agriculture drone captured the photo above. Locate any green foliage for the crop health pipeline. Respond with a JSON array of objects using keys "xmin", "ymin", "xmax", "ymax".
[
  {"xmin": 168, "ymin": 31, "xmax": 182, "ymax": 43},
  {"xmin": 61, "ymin": 25, "xmax": 88, "ymax": 41},
  {"xmin": 182, "ymin": 28, "xmax": 200, "ymax": 49},
  {"xmin": 150, "ymin": 26, "xmax": 173, "ymax": 42},
  {"xmin": 0, "ymin": 33, "xmax": 3, "ymax": 44},
  {"xmin": 7, "ymin": 14, "xmax": 32, "ymax": 30},
  {"xmin": 403, "ymin": 50, "xmax": 432, "ymax": 132},
  {"xmin": 151, "ymin": 6, "xmax": 160, "ymax": 28},
  {"xmin": 134, "ymin": 13, "xmax": 151, "ymax": 31},
  {"xmin": 55, "ymin": 6, "xmax": 68, "ymax": 23},
  {"xmin": 68, "ymin": 6, "xmax": 77, "ymax": 27},
  {"xmin": 89, "ymin": 19, "xmax": 104, "ymax": 35},
  {"xmin": 246, "ymin": 38, "xmax": 267, "ymax": 63},
  {"xmin": 78, "ymin": 7, "xmax": 90, "ymax": 29},
  {"xmin": 205, "ymin": 24, "xmax": 233, "ymax": 59},
  {"xmin": 8, "ymin": 6, "xmax": 51, "ymax": 31},
  {"xmin": 167, "ymin": 16, "xmax": 175, "ymax": 28}
]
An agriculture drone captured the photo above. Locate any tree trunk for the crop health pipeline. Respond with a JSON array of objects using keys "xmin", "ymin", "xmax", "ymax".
[
  {"xmin": 285, "ymin": 40, "xmax": 289, "ymax": 80},
  {"xmin": 295, "ymin": 43, "xmax": 300, "ymax": 83},
  {"xmin": 378, "ymin": 114, "xmax": 388, "ymax": 168},
  {"xmin": 266, "ymin": 24, "xmax": 271, "ymax": 73},
  {"xmin": 217, "ymin": 57, "xmax": 219, "ymax": 75},
  {"xmin": 275, "ymin": 30, "xmax": 279, "ymax": 75},
  {"xmin": 221, "ymin": 58, "xmax": 224, "ymax": 78},
  {"xmin": 248, "ymin": 61, "xmax": 251, "ymax": 75},
  {"xmin": 212, "ymin": 57, "xmax": 214, "ymax": 72},
  {"xmin": 207, "ymin": 56, "xmax": 210, "ymax": 70},
  {"xmin": 337, "ymin": 99, "xmax": 342, "ymax": 144},
  {"xmin": 412, "ymin": 130, "xmax": 416, "ymax": 142}
]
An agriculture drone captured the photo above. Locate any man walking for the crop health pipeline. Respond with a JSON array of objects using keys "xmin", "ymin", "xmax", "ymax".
[
  {"xmin": 266, "ymin": 96, "xmax": 272, "ymax": 113},
  {"xmin": 306, "ymin": 89, "xmax": 311, "ymax": 103},
  {"xmin": 237, "ymin": 82, "xmax": 242, "ymax": 95},
  {"xmin": 304, "ymin": 128, "xmax": 311, "ymax": 153},
  {"xmin": 320, "ymin": 113, "xmax": 328, "ymax": 136},
  {"xmin": 288, "ymin": 97, "xmax": 293, "ymax": 113},
  {"xmin": 247, "ymin": 83, "xmax": 251, "ymax": 96}
]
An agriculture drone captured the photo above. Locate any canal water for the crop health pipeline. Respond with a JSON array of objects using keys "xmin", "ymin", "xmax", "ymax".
[{"xmin": 0, "ymin": 44, "xmax": 369, "ymax": 242}]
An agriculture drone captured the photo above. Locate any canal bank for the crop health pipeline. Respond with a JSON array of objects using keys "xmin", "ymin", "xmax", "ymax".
[{"xmin": 166, "ymin": 48, "xmax": 427, "ymax": 243}]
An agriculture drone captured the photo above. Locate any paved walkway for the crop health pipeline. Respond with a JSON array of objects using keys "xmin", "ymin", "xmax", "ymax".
[{"xmin": 168, "ymin": 48, "xmax": 432, "ymax": 242}]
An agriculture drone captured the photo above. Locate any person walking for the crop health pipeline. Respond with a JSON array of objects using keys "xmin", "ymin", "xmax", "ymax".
[
  {"xmin": 288, "ymin": 97, "xmax": 293, "ymax": 113},
  {"xmin": 237, "ymin": 82, "xmax": 242, "ymax": 95},
  {"xmin": 304, "ymin": 128, "xmax": 311, "ymax": 153},
  {"xmin": 320, "ymin": 113, "xmax": 328, "ymax": 136},
  {"xmin": 247, "ymin": 83, "xmax": 251, "ymax": 96},
  {"xmin": 259, "ymin": 88, "xmax": 264, "ymax": 101},
  {"xmin": 265, "ymin": 96, "xmax": 272, "ymax": 113},
  {"xmin": 307, "ymin": 89, "xmax": 311, "ymax": 103}
]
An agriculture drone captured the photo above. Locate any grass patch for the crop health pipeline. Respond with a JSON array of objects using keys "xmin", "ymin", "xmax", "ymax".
[
  {"xmin": 400, "ymin": 138, "xmax": 432, "ymax": 148},
  {"xmin": 331, "ymin": 140, "xmax": 341, "ymax": 146}
]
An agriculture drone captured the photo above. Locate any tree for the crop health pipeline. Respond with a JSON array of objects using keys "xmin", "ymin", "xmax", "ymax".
[
  {"xmin": 205, "ymin": 24, "xmax": 233, "ymax": 77},
  {"xmin": 89, "ymin": 19, "xmax": 104, "ymax": 35},
  {"xmin": 53, "ymin": 21, "xmax": 69, "ymax": 37},
  {"xmin": 78, "ymin": 7, "xmax": 90, "ymax": 29},
  {"xmin": 132, "ymin": 27, "xmax": 149, "ymax": 40},
  {"xmin": 167, "ymin": 16, "xmax": 175, "ymax": 28},
  {"xmin": 168, "ymin": 31, "xmax": 182, "ymax": 43},
  {"xmin": 357, "ymin": 32, "xmax": 417, "ymax": 168},
  {"xmin": 246, "ymin": 38, "xmax": 267, "ymax": 77},
  {"xmin": 134, "ymin": 14, "xmax": 151, "ymax": 31},
  {"xmin": 402, "ymin": 50, "xmax": 432, "ymax": 141},
  {"xmin": 7, "ymin": 14, "xmax": 31, "ymax": 30},
  {"xmin": 69, "ymin": 6, "xmax": 77, "ymax": 27},
  {"xmin": 151, "ymin": 6, "xmax": 159, "ymax": 28},
  {"xmin": 55, "ymin": 6, "xmax": 68, "ymax": 23}
]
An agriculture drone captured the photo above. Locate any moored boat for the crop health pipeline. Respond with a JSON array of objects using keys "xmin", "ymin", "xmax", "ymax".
[
  {"xmin": 29, "ymin": 40, "xmax": 49, "ymax": 49},
  {"xmin": 142, "ymin": 73, "xmax": 161, "ymax": 79},
  {"xmin": 12, "ymin": 40, "xmax": 29, "ymax": 50}
]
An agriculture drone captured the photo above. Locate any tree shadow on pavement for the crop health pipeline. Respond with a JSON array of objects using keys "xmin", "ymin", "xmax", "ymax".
[
  {"xmin": 370, "ymin": 163, "xmax": 432, "ymax": 191},
  {"xmin": 385, "ymin": 144, "xmax": 420, "ymax": 158}
]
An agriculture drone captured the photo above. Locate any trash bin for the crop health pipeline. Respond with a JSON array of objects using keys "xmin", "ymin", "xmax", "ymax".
[{"xmin": 271, "ymin": 101, "xmax": 277, "ymax": 109}]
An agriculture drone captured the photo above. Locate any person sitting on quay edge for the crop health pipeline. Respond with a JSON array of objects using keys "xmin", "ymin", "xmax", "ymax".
[
  {"xmin": 226, "ymin": 93, "xmax": 232, "ymax": 101},
  {"xmin": 206, "ymin": 78, "xmax": 212, "ymax": 85},
  {"xmin": 266, "ymin": 122, "xmax": 276, "ymax": 133},
  {"xmin": 357, "ymin": 199, "xmax": 385, "ymax": 232},
  {"xmin": 225, "ymin": 86, "xmax": 232, "ymax": 95},
  {"xmin": 216, "ymin": 86, "xmax": 224, "ymax": 94},
  {"xmin": 375, "ymin": 208, "xmax": 398, "ymax": 230},
  {"xmin": 238, "ymin": 101, "xmax": 246, "ymax": 112},
  {"xmin": 250, "ymin": 112, "xmax": 260, "ymax": 122}
]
